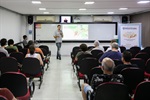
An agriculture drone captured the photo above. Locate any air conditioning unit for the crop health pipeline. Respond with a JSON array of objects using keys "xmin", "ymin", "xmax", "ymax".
[
  {"xmin": 36, "ymin": 16, "xmax": 56, "ymax": 22},
  {"xmin": 93, "ymin": 16, "xmax": 113, "ymax": 22}
]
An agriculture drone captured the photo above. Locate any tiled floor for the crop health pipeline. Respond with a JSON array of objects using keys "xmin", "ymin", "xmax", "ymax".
[{"xmin": 32, "ymin": 56, "xmax": 83, "ymax": 100}]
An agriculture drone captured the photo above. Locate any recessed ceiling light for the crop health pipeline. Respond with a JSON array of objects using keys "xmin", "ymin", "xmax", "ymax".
[
  {"xmin": 84, "ymin": 2, "xmax": 95, "ymax": 5},
  {"xmin": 39, "ymin": 8, "xmax": 46, "ymax": 10},
  {"xmin": 43, "ymin": 12, "xmax": 49, "ymax": 14},
  {"xmin": 32, "ymin": 1, "xmax": 41, "ymax": 4},
  {"xmin": 79, "ymin": 8, "xmax": 87, "ymax": 11},
  {"xmin": 119, "ymin": 8, "xmax": 128, "ymax": 10},
  {"xmin": 107, "ymin": 12, "xmax": 114, "ymax": 14},
  {"xmin": 137, "ymin": 1, "xmax": 150, "ymax": 4}
]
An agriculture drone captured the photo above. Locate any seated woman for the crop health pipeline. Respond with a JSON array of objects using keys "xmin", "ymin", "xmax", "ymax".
[
  {"xmin": 26, "ymin": 40, "xmax": 45, "ymax": 59},
  {"xmin": 6, "ymin": 39, "xmax": 18, "ymax": 52},
  {"xmin": 0, "ymin": 88, "xmax": 17, "ymax": 100},
  {"xmin": 25, "ymin": 45, "xmax": 43, "ymax": 66}
]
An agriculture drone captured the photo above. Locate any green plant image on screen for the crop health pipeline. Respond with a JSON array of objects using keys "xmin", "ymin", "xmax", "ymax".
[{"xmin": 62, "ymin": 24, "xmax": 88, "ymax": 40}]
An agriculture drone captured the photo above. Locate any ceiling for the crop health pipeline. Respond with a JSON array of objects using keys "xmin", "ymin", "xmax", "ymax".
[{"xmin": 0, "ymin": 0, "xmax": 150, "ymax": 15}]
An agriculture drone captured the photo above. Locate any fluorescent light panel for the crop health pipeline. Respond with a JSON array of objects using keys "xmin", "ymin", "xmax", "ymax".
[
  {"xmin": 119, "ymin": 8, "xmax": 128, "ymax": 10},
  {"xmin": 32, "ymin": 1, "xmax": 41, "ymax": 4},
  {"xmin": 79, "ymin": 8, "xmax": 86, "ymax": 11},
  {"xmin": 43, "ymin": 12, "xmax": 49, "ymax": 14},
  {"xmin": 137, "ymin": 1, "xmax": 150, "ymax": 3},
  {"xmin": 84, "ymin": 2, "xmax": 95, "ymax": 4},
  {"xmin": 39, "ymin": 8, "xmax": 46, "ymax": 10},
  {"xmin": 107, "ymin": 12, "xmax": 114, "ymax": 14}
]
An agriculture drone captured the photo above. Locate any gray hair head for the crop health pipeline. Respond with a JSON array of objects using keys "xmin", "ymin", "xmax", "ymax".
[
  {"xmin": 94, "ymin": 40, "xmax": 100, "ymax": 47},
  {"xmin": 111, "ymin": 42, "xmax": 119, "ymax": 49},
  {"xmin": 102, "ymin": 57, "xmax": 115, "ymax": 72}
]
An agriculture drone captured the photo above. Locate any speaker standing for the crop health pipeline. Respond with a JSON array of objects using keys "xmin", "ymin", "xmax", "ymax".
[{"xmin": 53, "ymin": 25, "xmax": 63, "ymax": 60}]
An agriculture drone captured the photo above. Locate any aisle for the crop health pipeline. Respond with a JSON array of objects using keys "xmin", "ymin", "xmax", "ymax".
[{"xmin": 32, "ymin": 56, "xmax": 82, "ymax": 100}]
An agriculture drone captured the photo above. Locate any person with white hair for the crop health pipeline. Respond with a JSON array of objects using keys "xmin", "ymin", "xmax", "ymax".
[
  {"xmin": 81, "ymin": 57, "xmax": 123, "ymax": 100},
  {"xmin": 92, "ymin": 40, "xmax": 104, "ymax": 52}
]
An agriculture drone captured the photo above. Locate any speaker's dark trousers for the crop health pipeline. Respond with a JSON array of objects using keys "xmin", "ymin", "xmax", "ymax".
[{"xmin": 56, "ymin": 42, "xmax": 61, "ymax": 59}]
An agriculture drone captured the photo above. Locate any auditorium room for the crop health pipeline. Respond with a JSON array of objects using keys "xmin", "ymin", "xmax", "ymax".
[{"xmin": 0, "ymin": 0, "xmax": 150, "ymax": 100}]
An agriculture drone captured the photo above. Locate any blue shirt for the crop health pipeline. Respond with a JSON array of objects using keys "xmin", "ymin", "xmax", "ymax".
[{"xmin": 99, "ymin": 51, "xmax": 122, "ymax": 62}]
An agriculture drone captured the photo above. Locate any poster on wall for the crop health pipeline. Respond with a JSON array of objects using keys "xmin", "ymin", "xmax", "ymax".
[{"xmin": 119, "ymin": 23, "xmax": 142, "ymax": 49}]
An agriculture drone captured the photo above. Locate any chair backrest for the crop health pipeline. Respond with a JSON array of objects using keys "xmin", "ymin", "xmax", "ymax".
[
  {"xmin": 120, "ymin": 46, "xmax": 126, "ymax": 53},
  {"xmin": 131, "ymin": 58, "xmax": 145, "ymax": 70},
  {"xmin": 22, "ymin": 57, "xmax": 41, "ymax": 75},
  {"xmin": 0, "ymin": 52, "xmax": 6, "ymax": 59},
  {"xmin": 16, "ymin": 45, "xmax": 23, "ymax": 52},
  {"xmin": 39, "ymin": 45, "xmax": 50, "ymax": 52},
  {"xmin": 103, "ymin": 46, "xmax": 109, "ymax": 51},
  {"xmin": 5, "ymin": 48, "xmax": 16, "ymax": 54},
  {"xmin": 10, "ymin": 52, "xmax": 24, "ymax": 64},
  {"xmin": 88, "ymin": 46, "xmax": 94, "ymax": 50},
  {"xmin": 78, "ymin": 57, "xmax": 100, "ymax": 76},
  {"xmin": 135, "ymin": 52, "xmax": 149, "ymax": 62},
  {"xmin": 141, "ymin": 46, "xmax": 150, "ymax": 56},
  {"xmin": 121, "ymin": 67, "xmax": 144, "ymax": 93},
  {"xmin": 130, "ymin": 46, "xmax": 141, "ymax": 58},
  {"xmin": 91, "ymin": 50, "xmax": 103, "ymax": 58},
  {"xmin": 20, "ymin": 48, "xmax": 28, "ymax": 57},
  {"xmin": 94, "ymin": 82, "xmax": 131, "ymax": 100},
  {"xmin": 0, "ymin": 72, "xmax": 28, "ymax": 98},
  {"xmin": 134, "ymin": 81, "xmax": 150, "ymax": 100},
  {"xmin": 96, "ymin": 52, "xmax": 104, "ymax": 60},
  {"xmin": 113, "ymin": 59, "xmax": 123, "ymax": 67},
  {"xmin": 78, "ymin": 53, "xmax": 93, "ymax": 63},
  {"xmin": 40, "ymin": 48, "xmax": 48, "ymax": 56},
  {"xmin": 0, "ymin": 57, "xmax": 18, "ymax": 74},
  {"xmin": 0, "ymin": 95, "xmax": 7, "ymax": 100},
  {"xmin": 145, "ymin": 58, "xmax": 150, "ymax": 73},
  {"xmin": 89, "ymin": 67, "xmax": 103, "ymax": 83},
  {"xmin": 72, "ymin": 46, "xmax": 80, "ymax": 53}
]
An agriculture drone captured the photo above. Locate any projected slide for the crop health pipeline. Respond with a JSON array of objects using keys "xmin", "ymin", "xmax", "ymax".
[
  {"xmin": 63, "ymin": 24, "xmax": 88, "ymax": 40},
  {"xmin": 35, "ymin": 23, "xmax": 116, "ymax": 41}
]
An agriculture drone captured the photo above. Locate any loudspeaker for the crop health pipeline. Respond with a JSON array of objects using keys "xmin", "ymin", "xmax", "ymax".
[
  {"xmin": 28, "ymin": 15, "xmax": 33, "ymax": 25},
  {"xmin": 122, "ymin": 16, "xmax": 128, "ymax": 23}
]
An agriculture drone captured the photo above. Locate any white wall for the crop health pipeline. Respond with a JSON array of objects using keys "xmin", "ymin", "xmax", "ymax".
[{"xmin": 0, "ymin": 7, "xmax": 27, "ymax": 43}]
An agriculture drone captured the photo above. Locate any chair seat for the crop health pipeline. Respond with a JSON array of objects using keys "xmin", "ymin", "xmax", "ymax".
[
  {"xmin": 17, "ymin": 89, "xmax": 30, "ymax": 100},
  {"xmin": 79, "ymin": 72, "xmax": 85, "ymax": 78},
  {"xmin": 24, "ymin": 72, "xmax": 43, "ymax": 77}
]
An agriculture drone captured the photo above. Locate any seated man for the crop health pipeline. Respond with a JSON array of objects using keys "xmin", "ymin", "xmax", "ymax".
[
  {"xmin": 6, "ymin": 39, "xmax": 18, "ymax": 52},
  {"xmin": 75, "ymin": 43, "xmax": 91, "ymax": 62},
  {"xmin": 81, "ymin": 58, "xmax": 123, "ymax": 100},
  {"xmin": 106, "ymin": 39, "xmax": 121, "ymax": 52},
  {"xmin": 0, "ymin": 38, "xmax": 9, "ymax": 56},
  {"xmin": 99, "ymin": 42, "xmax": 122, "ymax": 62},
  {"xmin": 114, "ymin": 50, "xmax": 138, "ymax": 74}
]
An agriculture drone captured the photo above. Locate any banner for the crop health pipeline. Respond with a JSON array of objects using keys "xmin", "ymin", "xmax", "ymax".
[{"xmin": 119, "ymin": 23, "xmax": 141, "ymax": 49}]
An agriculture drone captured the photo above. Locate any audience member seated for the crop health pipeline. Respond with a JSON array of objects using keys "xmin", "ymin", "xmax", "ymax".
[
  {"xmin": 75, "ymin": 43, "xmax": 91, "ymax": 62},
  {"xmin": 6, "ymin": 39, "xmax": 18, "ymax": 52},
  {"xmin": 22, "ymin": 35, "xmax": 28, "ymax": 48},
  {"xmin": 0, "ymin": 88, "xmax": 17, "ymax": 100},
  {"xmin": 25, "ymin": 45, "xmax": 43, "ymax": 66},
  {"xmin": 114, "ymin": 50, "xmax": 138, "ymax": 74},
  {"xmin": 99, "ymin": 42, "xmax": 122, "ymax": 62},
  {"xmin": 106, "ymin": 39, "xmax": 121, "ymax": 52},
  {"xmin": 26, "ymin": 40, "xmax": 45, "ymax": 59},
  {"xmin": 91, "ymin": 40, "xmax": 104, "ymax": 52},
  {"xmin": 0, "ymin": 38, "xmax": 9, "ymax": 57},
  {"xmin": 81, "ymin": 58, "xmax": 123, "ymax": 100}
]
